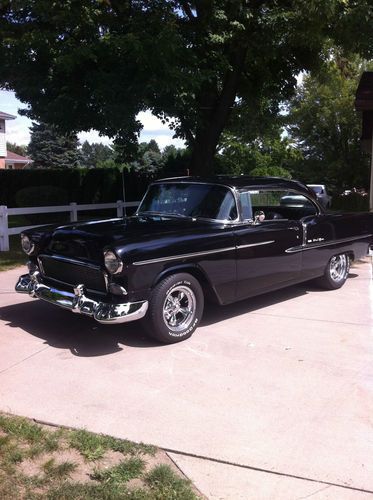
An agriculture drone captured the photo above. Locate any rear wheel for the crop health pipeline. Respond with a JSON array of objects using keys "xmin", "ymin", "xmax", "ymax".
[
  {"xmin": 144, "ymin": 273, "xmax": 204, "ymax": 343},
  {"xmin": 316, "ymin": 253, "xmax": 350, "ymax": 290}
]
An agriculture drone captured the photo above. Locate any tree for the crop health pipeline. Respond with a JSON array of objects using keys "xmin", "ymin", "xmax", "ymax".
[
  {"xmin": 1, "ymin": 1, "xmax": 372, "ymax": 174},
  {"xmin": 80, "ymin": 141, "xmax": 115, "ymax": 168},
  {"xmin": 6, "ymin": 142, "xmax": 28, "ymax": 157},
  {"xmin": 287, "ymin": 54, "xmax": 372, "ymax": 191},
  {"xmin": 217, "ymin": 134, "xmax": 301, "ymax": 177},
  {"xmin": 28, "ymin": 122, "xmax": 82, "ymax": 168}
]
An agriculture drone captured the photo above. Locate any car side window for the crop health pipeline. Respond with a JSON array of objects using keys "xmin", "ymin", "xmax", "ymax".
[{"xmin": 248, "ymin": 189, "xmax": 318, "ymax": 221}]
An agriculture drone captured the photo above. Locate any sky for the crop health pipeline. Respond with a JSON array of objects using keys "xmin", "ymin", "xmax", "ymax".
[{"xmin": 0, "ymin": 89, "xmax": 185, "ymax": 150}]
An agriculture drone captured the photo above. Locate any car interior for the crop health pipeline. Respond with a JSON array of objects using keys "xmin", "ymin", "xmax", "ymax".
[{"xmin": 240, "ymin": 189, "xmax": 318, "ymax": 222}]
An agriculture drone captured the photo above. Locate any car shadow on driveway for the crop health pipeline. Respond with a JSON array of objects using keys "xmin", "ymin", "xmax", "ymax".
[
  {"xmin": 0, "ymin": 300, "xmax": 160, "ymax": 356},
  {"xmin": 201, "ymin": 275, "xmax": 359, "ymax": 326},
  {"xmin": 0, "ymin": 279, "xmax": 339, "ymax": 356}
]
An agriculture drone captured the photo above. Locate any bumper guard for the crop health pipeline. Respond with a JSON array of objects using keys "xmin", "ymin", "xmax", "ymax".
[{"xmin": 15, "ymin": 272, "xmax": 148, "ymax": 325}]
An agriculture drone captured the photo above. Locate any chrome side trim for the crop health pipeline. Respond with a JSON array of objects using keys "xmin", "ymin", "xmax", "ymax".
[
  {"xmin": 285, "ymin": 234, "xmax": 372, "ymax": 254},
  {"xmin": 133, "ymin": 247, "xmax": 236, "ymax": 266},
  {"xmin": 15, "ymin": 273, "xmax": 148, "ymax": 325},
  {"xmin": 133, "ymin": 240, "xmax": 275, "ymax": 266},
  {"xmin": 237, "ymin": 240, "xmax": 275, "ymax": 250}
]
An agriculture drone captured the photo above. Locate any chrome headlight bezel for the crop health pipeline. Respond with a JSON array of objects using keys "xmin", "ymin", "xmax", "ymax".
[
  {"xmin": 21, "ymin": 234, "xmax": 36, "ymax": 256},
  {"xmin": 104, "ymin": 250, "xmax": 123, "ymax": 275}
]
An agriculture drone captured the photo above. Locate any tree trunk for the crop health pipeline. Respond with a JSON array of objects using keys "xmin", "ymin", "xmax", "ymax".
[
  {"xmin": 189, "ymin": 128, "xmax": 219, "ymax": 175},
  {"xmin": 189, "ymin": 46, "xmax": 248, "ymax": 176}
]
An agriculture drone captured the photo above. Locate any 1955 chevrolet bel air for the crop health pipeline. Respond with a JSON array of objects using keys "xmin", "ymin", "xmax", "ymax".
[{"xmin": 16, "ymin": 176, "xmax": 373, "ymax": 343}]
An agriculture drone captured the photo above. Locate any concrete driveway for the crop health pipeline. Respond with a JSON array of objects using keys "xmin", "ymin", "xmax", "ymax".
[{"xmin": 0, "ymin": 261, "xmax": 373, "ymax": 499}]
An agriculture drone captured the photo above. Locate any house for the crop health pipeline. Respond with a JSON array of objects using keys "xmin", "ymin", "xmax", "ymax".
[{"xmin": 0, "ymin": 110, "xmax": 32, "ymax": 169}]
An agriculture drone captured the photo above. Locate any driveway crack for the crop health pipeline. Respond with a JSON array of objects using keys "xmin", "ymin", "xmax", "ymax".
[
  {"xmin": 0, "ymin": 345, "xmax": 50, "ymax": 375},
  {"xmin": 297, "ymin": 485, "xmax": 331, "ymax": 499}
]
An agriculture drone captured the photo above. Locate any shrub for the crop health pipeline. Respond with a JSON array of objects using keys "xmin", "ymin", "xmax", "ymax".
[
  {"xmin": 15, "ymin": 185, "xmax": 69, "ymax": 224},
  {"xmin": 16, "ymin": 185, "xmax": 69, "ymax": 208},
  {"xmin": 332, "ymin": 193, "xmax": 369, "ymax": 212}
]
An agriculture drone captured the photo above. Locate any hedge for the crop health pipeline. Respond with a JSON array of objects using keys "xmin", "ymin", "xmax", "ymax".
[{"xmin": 0, "ymin": 168, "xmax": 155, "ymax": 208}]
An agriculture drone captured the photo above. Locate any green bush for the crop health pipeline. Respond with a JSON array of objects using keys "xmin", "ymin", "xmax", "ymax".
[
  {"xmin": 332, "ymin": 193, "xmax": 369, "ymax": 212},
  {"xmin": 0, "ymin": 168, "xmax": 153, "ymax": 208},
  {"xmin": 16, "ymin": 185, "xmax": 69, "ymax": 208},
  {"xmin": 15, "ymin": 185, "xmax": 69, "ymax": 224}
]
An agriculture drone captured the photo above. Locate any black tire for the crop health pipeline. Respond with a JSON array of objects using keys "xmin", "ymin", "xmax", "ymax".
[
  {"xmin": 315, "ymin": 253, "xmax": 350, "ymax": 290},
  {"xmin": 144, "ymin": 273, "xmax": 204, "ymax": 344}
]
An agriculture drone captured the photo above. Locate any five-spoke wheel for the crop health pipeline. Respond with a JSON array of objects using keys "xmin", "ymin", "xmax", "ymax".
[
  {"xmin": 316, "ymin": 253, "xmax": 350, "ymax": 289},
  {"xmin": 144, "ymin": 273, "xmax": 204, "ymax": 343}
]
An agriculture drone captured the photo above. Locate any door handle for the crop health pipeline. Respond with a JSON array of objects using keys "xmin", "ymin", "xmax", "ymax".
[{"xmin": 289, "ymin": 226, "xmax": 300, "ymax": 231}]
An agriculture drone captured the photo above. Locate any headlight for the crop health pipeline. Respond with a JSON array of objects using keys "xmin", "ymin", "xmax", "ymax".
[
  {"xmin": 21, "ymin": 234, "xmax": 35, "ymax": 255},
  {"xmin": 104, "ymin": 250, "xmax": 123, "ymax": 275}
]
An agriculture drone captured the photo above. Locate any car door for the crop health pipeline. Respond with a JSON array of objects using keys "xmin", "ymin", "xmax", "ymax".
[
  {"xmin": 233, "ymin": 189, "xmax": 302, "ymax": 300},
  {"xmin": 234, "ymin": 220, "xmax": 302, "ymax": 300}
]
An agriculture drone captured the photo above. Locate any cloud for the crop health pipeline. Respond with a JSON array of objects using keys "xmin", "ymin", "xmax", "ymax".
[
  {"xmin": 6, "ymin": 119, "xmax": 31, "ymax": 145},
  {"xmin": 78, "ymin": 130, "xmax": 113, "ymax": 145},
  {"xmin": 0, "ymin": 91, "xmax": 185, "ymax": 150}
]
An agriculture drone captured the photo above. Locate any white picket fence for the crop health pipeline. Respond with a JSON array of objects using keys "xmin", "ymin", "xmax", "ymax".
[{"xmin": 0, "ymin": 200, "xmax": 139, "ymax": 251}]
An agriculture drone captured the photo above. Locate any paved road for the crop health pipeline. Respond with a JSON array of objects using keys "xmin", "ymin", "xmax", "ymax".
[{"xmin": 0, "ymin": 262, "xmax": 373, "ymax": 499}]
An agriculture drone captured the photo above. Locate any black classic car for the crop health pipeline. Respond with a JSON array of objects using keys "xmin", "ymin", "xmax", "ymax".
[{"xmin": 16, "ymin": 176, "xmax": 373, "ymax": 343}]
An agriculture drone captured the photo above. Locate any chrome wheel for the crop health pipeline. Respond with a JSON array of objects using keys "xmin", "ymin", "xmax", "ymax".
[
  {"xmin": 162, "ymin": 285, "xmax": 196, "ymax": 332},
  {"xmin": 329, "ymin": 254, "xmax": 348, "ymax": 282}
]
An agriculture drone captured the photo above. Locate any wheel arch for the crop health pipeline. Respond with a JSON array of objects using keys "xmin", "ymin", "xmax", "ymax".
[{"xmin": 151, "ymin": 264, "xmax": 220, "ymax": 304}]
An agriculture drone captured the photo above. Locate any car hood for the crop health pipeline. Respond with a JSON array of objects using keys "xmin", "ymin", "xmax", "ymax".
[{"xmin": 35, "ymin": 215, "xmax": 222, "ymax": 262}]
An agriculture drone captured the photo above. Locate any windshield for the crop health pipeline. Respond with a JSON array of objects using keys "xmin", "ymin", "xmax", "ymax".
[
  {"xmin": 138, "ymin": 183, "xmax": 237, "ymax": 221},
  {"xmin": 309, "ymin": 186, "xmax": 323, "ymax": 194}
]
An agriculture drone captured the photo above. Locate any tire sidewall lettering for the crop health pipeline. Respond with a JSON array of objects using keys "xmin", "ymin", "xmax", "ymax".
[{"xmin": 167, "ymin": 316, "xmax": 199, "ymax": 338}]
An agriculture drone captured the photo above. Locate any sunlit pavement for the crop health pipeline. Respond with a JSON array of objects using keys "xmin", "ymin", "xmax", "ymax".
[{"xmin": 0, "ymin": 261, "xmax": 372, "ymax": 499}]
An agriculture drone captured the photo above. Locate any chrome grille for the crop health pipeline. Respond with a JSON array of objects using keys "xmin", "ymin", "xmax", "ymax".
[{"xmin": 38, "ymin": 256, "xmax": 107, "ymax": 293}]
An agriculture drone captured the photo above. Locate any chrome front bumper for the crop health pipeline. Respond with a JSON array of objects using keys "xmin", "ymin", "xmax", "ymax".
[{"xmin": 15, "ymin": 272, "xmax": 148, "ymax": 325}]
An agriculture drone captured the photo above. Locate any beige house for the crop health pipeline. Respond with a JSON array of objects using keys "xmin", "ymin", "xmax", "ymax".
[{"xmin": 0, "ymin": 110, "xmax": 32, "ymax": 169}]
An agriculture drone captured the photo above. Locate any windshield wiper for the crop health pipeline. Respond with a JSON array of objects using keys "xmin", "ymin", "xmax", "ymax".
[
  {"xmin": 138, "ymin": 211, "xmax": 196, "ymax": 219},
  {"xmin": 137, "ymin": 211, "xmax": 166, "ymax": 216}
]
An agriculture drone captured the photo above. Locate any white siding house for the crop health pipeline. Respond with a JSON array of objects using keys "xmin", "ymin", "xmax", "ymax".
[{"xmin": 0, "ymin": 111, "xmax": 16, "ymax": 163}]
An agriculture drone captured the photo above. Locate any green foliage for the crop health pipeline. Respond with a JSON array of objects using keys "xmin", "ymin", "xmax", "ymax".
[
  {"xmin": 69, "ymin": 429, "xmax": 156, "ymax": 462},
  {"xmin": 6, "ymin": 142, "xmax": 28, "ymax": 157},
  {"xmin": 0, "ymin": 235, "xmax": 26, "ymax": 272},
  {"xmin": 217, "ymin": 135, "xmax": 300, "ymax": 177},
  {"xmin": 80, "ymin": 141, "xmax": 115, "ymax": 169},
  {"xmin": 145, "ymin": 465, "xmax": 197, "ymax": 500},
  {"xmin": 42, "ymin": 458, "xmax": 77, "ymax": 479},
  {"xmin": 0, "ymin": 168, "xmax": 154, "ymax": 208},
  {"xmin": 287, "ymin": 54, "xmax": 372, "ymax": 190},
  {"xmin": 0, "ymin": 415, "xmax": 44, "ymax": 444},
  {"xmin": 92, "ymin": 457, "xmax": 146, "ymax": 483},
  {"xmin": 15, "ymin": 185, "xmax": 69, "ymax": 224},
  {"xmin": 0, "ymin": 413, "xmax": 199, "ymax": 500},
  {"xmin": 332, "ymin": 192, "xmax": 369, "ymax": 212},
  {"xmin": 2, "ymin": 2, "xmax": 372, "ymax": 173},
  {"xmin": 15, "ymin": 185, "xmax": 69, "ymax": 208},
  {"xmin": 250, "ymin": 166, "xmax": 292, "ymax": 179},
  {"xmin": 28, "ymin": 122, "xmax": 82, "ymax": 168}
]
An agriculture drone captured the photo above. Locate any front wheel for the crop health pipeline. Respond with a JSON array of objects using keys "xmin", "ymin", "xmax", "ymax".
[
  {"xmin": 144, "ymin": 273, "xmax": 204, "ymax": 343},
  {"xmin": 316, "ymin": 253, "xmax": 350, "ymax": 290}
]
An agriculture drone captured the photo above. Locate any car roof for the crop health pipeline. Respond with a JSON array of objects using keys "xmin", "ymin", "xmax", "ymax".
[{"xmin": 154, "ymin": 176, "xmax": 314, "ymax": 197}]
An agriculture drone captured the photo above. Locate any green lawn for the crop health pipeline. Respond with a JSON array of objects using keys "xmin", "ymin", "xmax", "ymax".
[
  {"xmin": 0, "ymin": 235, "xmax": 27, "ymax": 272},
  {"xmin": 0, "ymin": 413, "xmax": 199, "ymax": 499}
]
